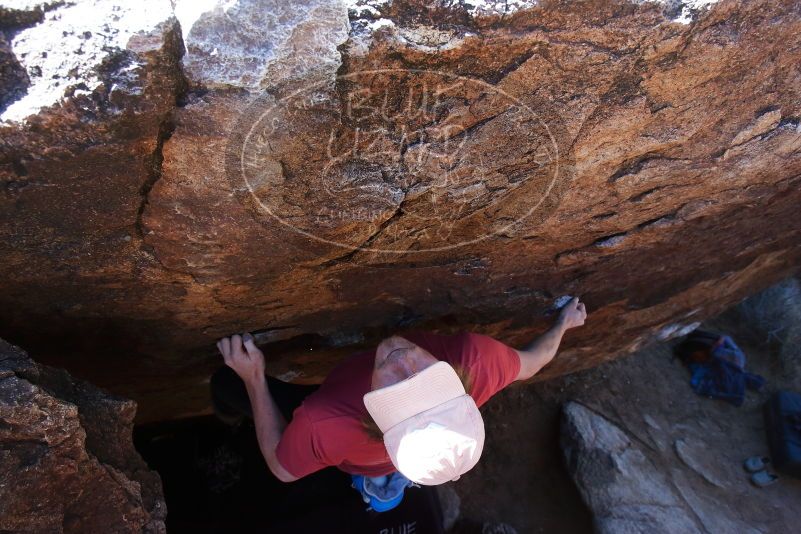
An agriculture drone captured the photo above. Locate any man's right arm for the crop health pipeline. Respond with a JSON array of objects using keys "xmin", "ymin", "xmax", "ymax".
[
  {"xmin": 218, "ymin": 333, "xmax": 299, "ymax": 483},
  {"xmin": 245, "ymin": 377, "xmax": 299, "ymax": 483}
]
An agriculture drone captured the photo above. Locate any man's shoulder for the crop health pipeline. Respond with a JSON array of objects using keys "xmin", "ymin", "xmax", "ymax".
[
  {"xmin": 296, "ymin": 369, "xmax": 372, "ymax": 426},
  {"xmin": 442, "ymin": 331, "xmax": 521, "ymax": 406},
  {"xmin": 295, "ymin": 399, "xmax": 364, "ymax": 425},
  {"xmin": 417, "ymin": 330, "xmax": 503, "ymax": 357},
  {"xmin": 286, "ymin": 400, "xmax": 371, "ymax": 459}
]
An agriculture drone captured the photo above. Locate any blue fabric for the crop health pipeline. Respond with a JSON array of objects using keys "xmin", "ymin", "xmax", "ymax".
[
  {"xmin": 689, "ymin": 354, "xmax": 764, "ymax": 406},
  {"xmin": 351, "ymin": 472, "xmax": 414, "ymax": 512},
  {"xmin": 711, "ymin": 335, "xmax": 746, "ymax": 370}
]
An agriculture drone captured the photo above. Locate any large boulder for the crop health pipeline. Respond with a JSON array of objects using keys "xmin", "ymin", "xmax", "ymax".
[
  {"xmin": 0, "ymin": 338, "xmax": 166, "ymax": 532},
  {"xmin": 1, "ymin": 0, "xmax": 800, "ymax": 421},
  {"xmin": 560, "ymin": 401, "xmax": 701, "ymax": 533}
]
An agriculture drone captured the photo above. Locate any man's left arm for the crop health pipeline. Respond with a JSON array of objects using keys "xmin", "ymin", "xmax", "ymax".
[{"xmin": 514, "ymin": 297, "xmax": 587, "ymax": 381}]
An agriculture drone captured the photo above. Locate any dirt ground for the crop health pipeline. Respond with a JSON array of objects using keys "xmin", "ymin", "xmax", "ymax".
[{"xmin": 449, "ymin": 280, "xmax": 801, "ymax": 533}]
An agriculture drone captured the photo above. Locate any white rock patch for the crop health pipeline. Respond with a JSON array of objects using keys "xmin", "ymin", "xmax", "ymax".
[
  {"xmin": 647, "ymin": 0, "xmax": 721, "ymax": 25},
  {"xmin": 1, "ymin": 0, "xmax": 174, "ymax": 123},
  {"xmin": 175, "ymin": 0, "xmax": 350, "ymax": 91},
  {"xmin": 463, "ymin": 0, "xmax": 539, "ymax": 17}
]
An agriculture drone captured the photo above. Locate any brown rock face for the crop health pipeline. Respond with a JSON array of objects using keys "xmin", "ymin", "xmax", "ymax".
[
  {"xmin": 0, "ymin": 338, "xmax": 166, "ymax": 532},
  {"xmin": 1, "ymin": 0, "xmax": 800, "ymax": 422}
]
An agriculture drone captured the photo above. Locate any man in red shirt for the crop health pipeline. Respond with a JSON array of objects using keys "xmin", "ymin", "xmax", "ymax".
[{"xmin": 212, "ymin": 297, "xmax": 586, "ymax": 508}]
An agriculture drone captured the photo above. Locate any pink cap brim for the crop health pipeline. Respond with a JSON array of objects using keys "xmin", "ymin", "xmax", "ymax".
[{"xmin": 363, "ymin": 361, "xmax": 466, "ymax": 433}]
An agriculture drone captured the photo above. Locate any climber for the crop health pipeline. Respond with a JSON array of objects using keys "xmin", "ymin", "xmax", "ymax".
[{"xmin": 211, "ymin": 297, "xmax": 587, "ymax": 511}]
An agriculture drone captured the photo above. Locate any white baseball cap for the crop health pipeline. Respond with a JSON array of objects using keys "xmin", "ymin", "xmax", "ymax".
[{"xmin": 363, "ymin": 361, "xmax": 485, "ymax": 485}]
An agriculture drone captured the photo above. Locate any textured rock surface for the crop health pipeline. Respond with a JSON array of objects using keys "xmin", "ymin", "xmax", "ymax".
[
  {"xmin": 1, "ymin": 0, "xmax": 800, "ymax": 422},
  {"xmin": 176, "ymin": 0, "xmax": 349, "ymax": 90},
  {"xmin": 561, "ymin": 401, "xmax": 701, "ymax": 533},
  {"xmin": 0, "ymin": 338, "xmax": 166, "ymax": 532}
]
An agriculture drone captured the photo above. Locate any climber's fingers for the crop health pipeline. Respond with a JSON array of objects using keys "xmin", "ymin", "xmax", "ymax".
[
  {"xmin": 218, "ymin": 337, "xmax": 231, "ymax": 360},
  {"xmin": 558, "ymin": 296, "xmax": 587, "ymax": 330},
  {"xmin": 231, "ymin": 334, "xmax": 250, "ymax": 366},
  {"xmin": 563, "ymin": 297, "xmax": 578, "ymax": 315},
  {"xmin": 217, "ymin": 333, "xmax": 262, "ymax": 370},
  {"xmin": 217, "ymin": 338, "xmax": 231, "ymax": 367},
  {"xmin": 243, "ymin": 333, "xmax": 262, "ymax": 359},
  {"xmin": 231, "ymin": 334, "xmax": 243, "ymax": 354}
]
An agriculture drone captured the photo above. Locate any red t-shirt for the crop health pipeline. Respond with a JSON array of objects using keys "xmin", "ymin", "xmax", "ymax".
[{"xmin": 275, "ymin": 331, "xmax": 521, "ymax": 478}]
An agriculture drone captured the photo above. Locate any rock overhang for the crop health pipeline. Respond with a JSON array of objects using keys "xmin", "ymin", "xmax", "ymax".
[{"xmin": 0, "ymin": 0, "xmax": 799, "ymax": 423}]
